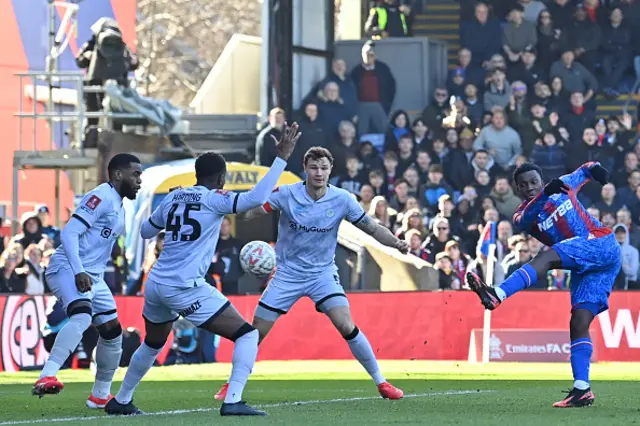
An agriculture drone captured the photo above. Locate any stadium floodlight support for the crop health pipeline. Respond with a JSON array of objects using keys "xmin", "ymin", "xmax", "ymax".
[{"xmin": 482, "ymin": 243, "xmax": 497, "ymax": 363}]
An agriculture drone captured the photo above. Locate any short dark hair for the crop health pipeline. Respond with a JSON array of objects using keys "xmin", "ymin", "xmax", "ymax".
[
  {"xmin": 512, "ymin": 162, "xmax": 543, "ymax": 184},
  {"xmin": 399, "ymin": 133, "xmax": 413, "ymax": 141},
  {"xmin": 428, "ymin": 164, "xmax": 443, "ymax": 174},
  {"xmin": 369, "ymin": 169, "xmax": 384, "ymax": 178},
  {"xmin": 108, "ymin": 153, "xmax": 140, "ymax": 178},
  {"xmin": 495, "ymin": 175, "xmax": 510, "ymax": 183},
  {"xmin": 395, "ymin": 178, "xmax": 409, "ymax": 187},
  {"xmin": 195, "ymin": 152, "xmax": 227, "ymax": 180},
  {"xmin": 304, "ymin": 147, "xmax": 334, "ymax": 166}
]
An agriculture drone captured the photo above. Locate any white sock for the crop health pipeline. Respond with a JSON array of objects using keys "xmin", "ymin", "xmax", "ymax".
[
  {"xmin": 495, "ymin": 287, "xmax": 507, "ymax": 301},
  {"xmin": 347, "ymin": 328, "xmax": 386, "ymax": 386},
  {"xmin": 574, "ymin": 380, "xmax": 590, "ymax": 390},
  {"xmin": 40, "ymin": 313, "xmax": 92, "ymax": 378},
  {"xmin": 224, "ymin": 329, "xmax": 259, "ymax": 404},
  {"xmin": 115, "ymin": 342, "xmax": 162, "ymax": 405},
  {"xmin": 92, "ymin": 335, "xmax": 123, "ymax": 399}
]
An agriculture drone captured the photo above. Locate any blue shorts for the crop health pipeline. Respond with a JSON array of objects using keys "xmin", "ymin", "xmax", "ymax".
[{"xmin": 553, "ymin": 233, "xmax": 622, "ymax": 316}]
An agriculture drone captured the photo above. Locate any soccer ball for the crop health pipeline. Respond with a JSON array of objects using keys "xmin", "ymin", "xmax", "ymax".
[{"xmin": 240, "ymin": 241, "xmax": 276, "ymax": 277}]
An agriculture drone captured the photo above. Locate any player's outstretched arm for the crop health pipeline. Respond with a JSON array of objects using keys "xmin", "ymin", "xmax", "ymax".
[
  {"xmin": 234, "ymin": 123, "xmax": 301, "ymax": 214},
  {"xmin": 561, "ymin": 161, "xmax": 607, "ymax": 191},
  {"xmin": 354, "ymin": 215, "xmax": 409, "ymax": 254},
  {"xmin": 60, "ymin": 218, "xmax": 88, "ymax": 276},
  {"xmin": 237, "ymin": 206, "xmax": 269, "ymax": 221}
]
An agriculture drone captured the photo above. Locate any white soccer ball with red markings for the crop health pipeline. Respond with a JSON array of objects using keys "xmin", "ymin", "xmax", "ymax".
[{"xmin": 240, "ymin": 241, "xmax": 276, "ymax": 277}]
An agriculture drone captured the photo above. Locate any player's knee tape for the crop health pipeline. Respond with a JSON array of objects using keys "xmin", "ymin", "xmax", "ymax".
[
  {"xmin": 144, "ymin": 336, "xmax": 166, "ymax": 350},
  {"xmin": 344, "ymin": 326, "xmax": 360, "ymax": 341},
  {"xmin": 230, "ymin": 323, "xmax": 256, "ymax": 342},
  {"xmin": 98, "ymin": 322, "xmax": 122, "ymax": 340},
  {"xmin": 67, "ymin": 299, "xmax": 92, "ymax": 317}
]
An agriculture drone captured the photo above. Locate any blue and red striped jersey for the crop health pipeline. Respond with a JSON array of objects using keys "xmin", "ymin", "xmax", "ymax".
[{"xmin": 512, "ymin": 162, "xmax": 611, "ymax": 246}]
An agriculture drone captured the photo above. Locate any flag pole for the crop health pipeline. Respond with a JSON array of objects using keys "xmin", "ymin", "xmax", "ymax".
[{"xmin": 482, "ymin": 243, "xmax": 497, "ymax": 363}]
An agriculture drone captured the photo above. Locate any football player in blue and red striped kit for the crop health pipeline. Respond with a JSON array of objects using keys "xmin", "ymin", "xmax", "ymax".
[{"xmin": 466, "ymin": 161, "xmax": 621, "ymax": 408}]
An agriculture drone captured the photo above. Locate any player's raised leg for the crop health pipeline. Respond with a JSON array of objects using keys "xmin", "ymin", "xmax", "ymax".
[
  {"xmin": 466, "ymin": 249, "xmax": 563, "ymax": 310},
  {"xmin": 323, "ymin": 304, "xmax": 403, "ymax": 399},
  {"xmin": 33, "ymin": 269, "xmax": 93, "ymax": 397},
  {"xmin": 87, "ymin": 282, "xmax": 123, "ymax": 409}
]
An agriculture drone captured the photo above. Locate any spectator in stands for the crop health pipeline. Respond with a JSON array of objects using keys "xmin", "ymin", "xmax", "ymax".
[
  {"xmin": 548, "ymin": 76, "xmax": 569, "ymax": 113},
  {"xmin": 337, "ymin": 154, "xmax": 365, "ymax": 195},
  {"xmin": 293, "ymin": 102, "xmax": 327, "ymax": 177},
  {"xmin": 548, "ymin": 0, "xmax": 574, "ymax": 30},
  {"xmin": 368, "ymin": 169, "xmax": 388, "ymax": 198},
  {"xmin": 422, "ymin": 88, "xmax": 451, "ymax": 132},
  {"xmin": 461, "ymin": 3, "xmax": 502, "ymax": 67},
  {"xmin": 358, "ymin": 140, "xmax": 383, "ymax": 174},
  {"xmin": 520, "ymin": 0, "xmax": 547, "ymax": 23},
  {"xmin": 614, "ymin": 224, "xmax": 639, "ymax": 289},
  {"xmin": 35, "ymin": 205, "xmax": 60, "ymax": 247},
  {"xmin": 584, "ymin": 0, "xmax": 608, "ymax": 27},
  {"xmin": 473, "ymin": 108, "xmax": 522, "ymax": 170},
  {"xmin": 471, "ymin": 149, "xmax": 501, "ymax": 182},
  {"xmin": 484, "ymin": 68, "xmax": 512, "ymax": 111},
  {"xmin": 491, "ymin": 176, "xmax": 523, "ymax": 218},
  {"xmin": 422, "ymin": 217, "xmax": 458, "ymax": 263},
  {"xmin": 502, "ymin": 4, "xmax": 538, "ymax": 67},
  {"xmin": 330, "ymin": 120, "xmax": 359, "ymax": 178},
  {"xmin": 437, "ymin": 194, "xmax": 468, "ymax": 241},
  {"xmin": 390, "ymin": 178, "xmax": 411, "ymax": 212},
  {"xmin": 617, "ymin": 207, "xmax": 640, "ymax": 248},
  {"xmin": 559, "ymin": 92, "xmax": 596, "ymax": 145},
  {"xmin": 406, "ymin": 229, "xmax": 429, "ymax": 261},
  {"xmin": 431, "ymin": 137, "xmax": 448, "ymax": 164},
  {"xmin": 411, "ymin": 118, "xmax": 431, "ymax": 151},
  {"xmin": 418, "ymin": 165, "xmax": 453, "ymax": 215},
  {"xmin": 24, "ymin": 244, "xmax": 45, "ymax": 295},
  {"xmin": 505, "ymin": 240, "xmax": 532, "ymax": 277},
  {"xmin": 255, "ymin": 107, "xmax": 285, "ymax": 166},
  {"xmin": 369, "ymin": 195, "xmax": 397, "ymax": 229},
  {"xmin": 561, "ymin": 4, "xmax": 602, "ymax": 74},
  {"xmin": 595, "ymin": 183, "xmax": 626, "ymax": 215},
  {"xmin": 601, "ymin": 8, "xmax": 632, "ymax": 96},
  {"xmin": 403, "ymin": 166, "xmax": 421, "ymax": 195},
  {"xmin": 415, "ymin": 149, "xmax": 433, "ymax": 184},
  {"xmin": 508, "ymin": 46, "xmax": 546, "ymax": 89},
  {"xmin": 530, "ymin": 131, "xmax": 567, "ymax": 180},
  {"xmin": 601, "ymin": 211, "xmax": 617, "ymax": 228},
  {"xmin": 613, "ymin": 152, "xmax": 640, "ymax": 191},
  {"xmin": 550, "ymin": 51, "xmax": 598, "ymax": 105},
  {"xmin": 446, "ymin": 240, "xmax": 472, "ymax": 285},
  {"xmin": 442, "ymin": 133, "xmax": 475, "ymax": 192},
  {"xmin": 12, "ymin": 212, "xmax": 46, "ymax": 250},
  {"xmin": 359, "ymin": 184, "xmax": 375, "ymax": 212},
  {"xmin": 500, "ymin": 234, "xmax": 527, "ymax": 270},
  {"xmin": 309, "ymin": 59, "xmax": 358, "ymax": 118},
  {"xmin": 447, "ymin": 67, "xmax": 467, "ymax": 99},
  {"xmin": 435, "ymin": 252, "xmax": 462, "ymax": 289},
  {"xmin": 351, "ymin": 41, "xmax": 396, "ymax": 134},
  {"xmin": 474, "ymin": 170, "xmax": 494, "ymax": 198},
  {"xmin": 464, "ymin": 84, "xmax": 483, "ymax": 124},
  {"xmin": 365, "ymin": 0, "xmax": 411, "ymax": 38},
  {"xmin": 606, "ymin": 114, "xmax": 636, "ymax": 165},
  {"xmin": 317, "ymin": 82, "xmax": 355, "ymax": 136},
  {"xmin": 0, "ymin": 247, "xmax": 27, "ymax": 293},
  {"xmin": 453, "ymin": 48, "xmax": 485, "ymax": 88},
  {"xmin": 383, "ymin": 150, "xmax": 400, "ymax": 194},
  {"xmin": 210, "ymin": 217, "xmax": 243, "ymax": 295},
  {"xmin": 384, "ymin": 110, "xmax": 411, "ymax": 153},
  {"xmin": 467, "ymin": 244, "xmax": 506, "ymax": 286},
  {"xmin": 396, "ymin": 208, "xmax": 427, "ymax": 240},
  {"xmin": 536, "ymin": 11, "xmax": 563, "ymax": 71}
]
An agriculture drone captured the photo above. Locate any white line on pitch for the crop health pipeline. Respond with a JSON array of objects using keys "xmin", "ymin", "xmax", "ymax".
[{"xmin": 0, "ymin": 390, "xmax": 490, "ymax": 425}]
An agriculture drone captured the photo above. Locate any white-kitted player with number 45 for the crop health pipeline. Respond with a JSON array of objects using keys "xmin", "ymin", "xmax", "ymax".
[
  {"xmin": 215, "ymin": 146, "xmax": 409, "ymax": 402},
  {"xmin": 104, "ymin": 123, "xmax": 301, "ymax": 417}
]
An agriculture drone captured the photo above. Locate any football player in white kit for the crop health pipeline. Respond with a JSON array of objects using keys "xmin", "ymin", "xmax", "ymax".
[
  {"xmin": 215, "ymin": 146, "xmax": 409, "ymax": 401},
  {"xmin": 104, "ymin": 124, "xmax": 301, "ymax": 417},
  {"xmin": 32, "ymin": 153, "xmax": 143, "ymax": 409}
]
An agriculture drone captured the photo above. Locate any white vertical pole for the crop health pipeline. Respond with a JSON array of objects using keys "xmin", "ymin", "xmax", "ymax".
[{"xmin": 482, "ymin": 243, "xmax": 497, "ymax": 363}]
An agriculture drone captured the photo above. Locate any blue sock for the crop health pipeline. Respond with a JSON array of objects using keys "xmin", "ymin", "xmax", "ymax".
[
  {"xmin": 496, "ymin": 264, "xmax": 538, "ymax": 300},
  {"xmin": 570, "ymin": 338, "xmax": 593, "ymax": 390}
]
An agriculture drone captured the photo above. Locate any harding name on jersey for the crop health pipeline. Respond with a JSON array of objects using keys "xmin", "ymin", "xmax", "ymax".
[
  {"xmin": 172, "ymin": 192, "xmax": 202, "ymax": 203},
  {"xmin": 538, "ymin": 199, "xmax": 573, "ymax": 232}
]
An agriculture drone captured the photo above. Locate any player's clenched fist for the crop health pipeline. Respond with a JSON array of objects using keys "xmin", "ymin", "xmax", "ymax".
[
  {"xmin": 75, "ymin": 272, "xmax": 93, "ymax": 293},
  {"xmin": 273, "ymin": 122, "xmax": 302, "ymax": 161},
  {"xmin": 543, "ymin": 178, "xmax": 571, "ymax": 196},
  {"xmin": 589, "ymin": 164, "xmax": 609, "ymax": 185},
  {"xmin": 394, "ymin": 239, "xmax": 409, "ymax": 254}
]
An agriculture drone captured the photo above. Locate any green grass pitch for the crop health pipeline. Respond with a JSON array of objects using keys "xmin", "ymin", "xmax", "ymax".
[{"xmin": 0, "ymin": 361, "xmax": 638, "ymax": 425}]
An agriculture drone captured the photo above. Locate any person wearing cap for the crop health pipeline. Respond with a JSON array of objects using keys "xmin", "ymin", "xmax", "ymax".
[
  {"xmin": 560, "ymin": 3, "xmax": 602, "ymax": 74},
  {"xmin": 613, "ymin": 223, "xmax": 639, "ymax": 289},
  {"xmin": 502, "ymin": 4, "xmax": 537, "ymax": 65},
  {"xmin": 434, "ymin": 251, "xmax": 461, "ymax": 289},
  {"xmin": 508, "ymin": 45, "xmax": 546, "ymax": 88},
  {"xmin": 446, "ymin": 67, "xmax": 467, "ymax": 99},
  {"xmin": 36, "ymin": 205, "xmax": 62, "ymax": 248}
]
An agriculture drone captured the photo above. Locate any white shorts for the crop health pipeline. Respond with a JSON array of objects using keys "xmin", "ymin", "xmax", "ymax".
[
  {"xmin": 255, "ymin": 267, "xmax": 349, "ymax": 321},
  {"xmin": 143, "ymin": 278, "xmax": 231, "ymax": 327},
  {"xmin": 45, "ymin": 266, "xmax": 117, "ymax": 326}
]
